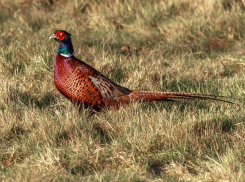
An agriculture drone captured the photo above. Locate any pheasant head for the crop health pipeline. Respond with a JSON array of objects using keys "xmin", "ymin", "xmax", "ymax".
[{"xmin": 49, "ymin": 30, "xmax": 74, "ymax": 57}]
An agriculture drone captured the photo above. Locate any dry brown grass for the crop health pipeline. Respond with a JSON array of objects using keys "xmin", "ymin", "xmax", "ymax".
[{"xmin": 0, "ymin": 0, "xmax": 245, "ymax": 181}]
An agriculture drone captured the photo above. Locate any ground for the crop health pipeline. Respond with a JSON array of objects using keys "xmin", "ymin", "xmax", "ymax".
[{"xmin": 0, "ymin": 0, "xmax": 245, "ymax": 181}]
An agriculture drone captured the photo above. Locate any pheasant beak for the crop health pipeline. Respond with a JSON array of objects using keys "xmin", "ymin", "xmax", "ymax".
[{"xmin": 49, "ymin": 34, "xmax": 57, "ymax": 41}]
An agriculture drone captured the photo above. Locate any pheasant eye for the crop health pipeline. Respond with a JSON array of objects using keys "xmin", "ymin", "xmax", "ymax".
[{"xmin": 56, "ymin": 31, "xmax": 65, "ymax": 40}]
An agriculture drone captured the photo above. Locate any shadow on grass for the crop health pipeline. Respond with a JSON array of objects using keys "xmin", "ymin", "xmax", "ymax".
[
  {"xmin": 191, "ymin": 116, "xmax": 239, "ymax": 155},
  {"xmin": 193, "ymin": 117, "xmax": 237, "ymax": 136},
  {"xmin": 71, "ymin": 165, "xmax": 87, "ymax": 176},
  {"xmin": 147, "ymin": 161, "xmax": 168, "ymax": 176},
  {"xmin": 10, "ymin": 88, "xmax": 56, "ymax": 109},
  {"xmin": 55, "ymin": 125, "xmax": 83, "ymax": 146},
  {"xmin": 92, "ymin": 121, "xmax": 114, "ymax": 144},
  {"xmin": 140, "ymin": 100, "xmax": 214, "ymax": 116},
  {"xmin": 147, "ymin": 159, "xmax": 198, "ymax": 178},
  {"xmin": 4, "ymin": 124, "xmax": 31, "ymax": 143}
]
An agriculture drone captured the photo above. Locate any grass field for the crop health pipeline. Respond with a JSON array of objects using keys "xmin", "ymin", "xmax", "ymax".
[{"xmin": 1, "ymin": 0, "xmax": 245, "ymax": 181}]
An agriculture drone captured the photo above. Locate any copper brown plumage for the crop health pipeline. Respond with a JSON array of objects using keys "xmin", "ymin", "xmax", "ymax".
[{"xmin": 49, "ymin": 30, "xmax": 234, "ymax": 113}]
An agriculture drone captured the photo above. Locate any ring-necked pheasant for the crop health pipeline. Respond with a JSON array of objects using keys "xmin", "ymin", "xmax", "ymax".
[{"xmin": 49, "ymin": 30, "xmax": 234, "ymax": 113}]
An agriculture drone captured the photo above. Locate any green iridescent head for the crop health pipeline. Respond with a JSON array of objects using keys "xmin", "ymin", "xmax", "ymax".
[{"xmin": 49, "ymin": 30, "xmax": 74, "ymax": 57}]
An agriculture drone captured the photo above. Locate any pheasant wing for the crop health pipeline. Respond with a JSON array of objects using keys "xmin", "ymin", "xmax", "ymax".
[{"xmin": 64, "ymin": 66, "xmax": 131, "ymax": 106}]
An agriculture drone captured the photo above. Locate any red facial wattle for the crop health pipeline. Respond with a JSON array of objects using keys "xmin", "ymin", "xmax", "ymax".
[{"xmin": 56, "ymin": 31, "xmax": 65, "ymax": 41}]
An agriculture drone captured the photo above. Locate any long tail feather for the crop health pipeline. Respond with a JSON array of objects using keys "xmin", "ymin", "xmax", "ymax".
[{"xmin": 129, "ymin": 90, "xmax": 237, "ymax": 105}]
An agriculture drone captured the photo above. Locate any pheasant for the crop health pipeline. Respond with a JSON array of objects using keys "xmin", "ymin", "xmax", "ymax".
[{"xmin": 49, "ymin": 30, "xmax": 234, "ymax": 113}]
